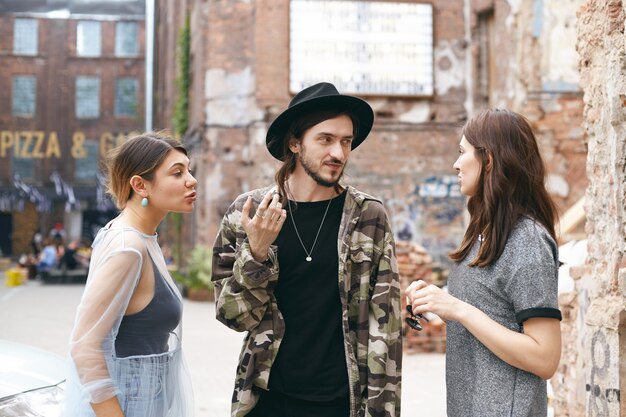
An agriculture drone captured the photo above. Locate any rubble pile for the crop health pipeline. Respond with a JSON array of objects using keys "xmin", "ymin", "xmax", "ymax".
[{"xmin": 396, "ymin": 241, "xmax": 447, "ymax": 353}]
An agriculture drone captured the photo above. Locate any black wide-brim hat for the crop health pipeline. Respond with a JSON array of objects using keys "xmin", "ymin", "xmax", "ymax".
[{"xmin": 266, "ymin": 82, "xmax": 374, "ymax": 161}]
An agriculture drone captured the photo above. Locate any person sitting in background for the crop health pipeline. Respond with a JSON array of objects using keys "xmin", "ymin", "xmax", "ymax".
[
  {"xmin": 77, "ymin": 242, "xmax": 93, "ymax": 264},
  {"xmin": 31, "ymin": 229, "xmax": 43, "ymax": 256},
  {"xmin": 18, "ymin": 253, "xmax": 38, "ymax": 280},
  {"xmin": 56, "ymin": 242, "xmax": 65, "ymax": 264},
  {"xmin": 50, "ymin": 223, "xmax": 66, "ymax": 245},
  {"xmin": 37, "ymin": 238, "xmax": 58, "ymax": 273},
  {"xmin": 161, "ymin": 243, "xmax": 175, "ymax": 267},
  {"xmin": 63, "ymin": 240, "xmax": 88, "ymax": 270}
]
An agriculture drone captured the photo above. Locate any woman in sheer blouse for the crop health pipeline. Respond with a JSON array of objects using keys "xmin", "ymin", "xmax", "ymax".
[{"xmin": 63, "ymin": 133, "xmax": 197, "ymax": 417}]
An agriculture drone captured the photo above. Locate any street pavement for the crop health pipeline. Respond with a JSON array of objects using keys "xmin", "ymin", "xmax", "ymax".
[{"xmin": 0, "ymin": 279, "xmax": 446, "ymax": 417}]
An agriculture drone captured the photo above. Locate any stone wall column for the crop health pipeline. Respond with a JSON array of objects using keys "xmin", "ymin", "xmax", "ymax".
[{"xmin": 566, "ymin": 1, "xmax": 626, "ymax": 416}]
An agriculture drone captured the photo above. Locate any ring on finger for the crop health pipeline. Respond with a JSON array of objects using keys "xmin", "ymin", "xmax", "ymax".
[{"xmin": 256, "ymin": 212, "xmax": 265, "ymax": 220}]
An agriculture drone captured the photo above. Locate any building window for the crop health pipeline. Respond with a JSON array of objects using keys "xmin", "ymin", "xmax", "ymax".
[
  {"xmin": 76, "ymin": 76, "xmax": 100, "ymax": 119},
  {"xmin": 13, "ymin": 18, "xmax": 38, "ymax": 55},
  {"xmin": 77, "ymin": 21, "xmax": 101, "ymax": 57},
  {"xmin": 12, "ymin": 155, "xmax": 35, "ymax": 180},
  {"xmin": 115, "ymin": 22, "xmax": 139, "ymax": 57},
  {"xmin": 115, "ymin": 78, "xmax": 138, "ymax": 117},
  {"xmin": 12, "ymin": 76, "xmax": 36, "ymax": 117},
  {"xmin": 75, "ymin": 140, "xmax": 99, "ymax": 181}
]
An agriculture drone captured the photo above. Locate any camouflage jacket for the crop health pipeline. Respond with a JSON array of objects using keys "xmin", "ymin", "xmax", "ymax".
[{"xmin": 212, "ymin": 185, "xmax": 402, "ymax": 417}]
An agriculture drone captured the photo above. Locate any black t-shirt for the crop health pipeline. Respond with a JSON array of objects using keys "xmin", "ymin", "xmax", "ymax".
[{"xmin": 268, "ymin": 190, "xmax": 349, "ymax": 401}]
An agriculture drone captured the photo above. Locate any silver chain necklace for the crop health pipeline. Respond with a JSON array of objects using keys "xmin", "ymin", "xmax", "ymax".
[{"xmin": 287, "ymin": 197, "xmax": 333, "ymax": 262}]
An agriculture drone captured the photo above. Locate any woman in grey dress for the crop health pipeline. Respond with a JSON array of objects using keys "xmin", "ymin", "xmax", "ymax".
[{"xmin": 406, "ymin": 109, "xmax": 562, "ymax": 417}]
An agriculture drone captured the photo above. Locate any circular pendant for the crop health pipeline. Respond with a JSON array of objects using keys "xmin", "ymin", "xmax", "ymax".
[{"xmin": 306, "ymin": 256, "xmax": 312, "ymax": 262}]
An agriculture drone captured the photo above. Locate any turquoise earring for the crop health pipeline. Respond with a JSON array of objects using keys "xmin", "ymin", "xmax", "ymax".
[{"xmin": 141, "ymin": 197, "xmax": 149, "ymax": 207}]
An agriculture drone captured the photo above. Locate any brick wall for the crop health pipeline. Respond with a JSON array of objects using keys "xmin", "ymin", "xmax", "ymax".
[
  {"xmin": 173, "ymin": 0, "xmax": 589, "ymax": 265},
  {"xmin": 160, "ymin": 0, "xmax": 472, "ymax": 269},
  {"xmin": 472, "ymin": 0, "xmax": 588, "ymax": 213},
  {"xmin": 0, "ymin": 16, "xmax": 145, "ymax": 181},
  {"xmin": 397, "ymin": 240, "xmax": 447, "ymax": 353},
  {"xmin": 0, "ymin": 13, "xmax": 145, "ymax": 250},
  {"xmin": 11, "ymin": 202, "xmax": 37, "ymax": 254},
  {"xmin": 551, "ymin": 1, "xmax": 626, "ymax": 415}
]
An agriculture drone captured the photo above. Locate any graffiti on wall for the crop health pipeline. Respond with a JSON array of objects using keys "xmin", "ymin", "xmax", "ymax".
[
  {"xmin": 416, "ymin": 175, "xmax": 463, "ymax": 199},
  {"xmin": 387, "ymin": 175, "xmax": 464, "ymax": 266},
  {"xmin": 586, "ymin": 330, "xmax": 620, "ymax": 416}
]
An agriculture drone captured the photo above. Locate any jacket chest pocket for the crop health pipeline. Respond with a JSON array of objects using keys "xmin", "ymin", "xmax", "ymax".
[{"xmin": 348, "ymin": 240, "xmax": 378, "ymax": 297}]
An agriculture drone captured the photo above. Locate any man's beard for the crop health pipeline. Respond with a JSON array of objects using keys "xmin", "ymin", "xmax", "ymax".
[{"xmin": 298, "ymin": 147, "xmax": 345, "ymax": 188}]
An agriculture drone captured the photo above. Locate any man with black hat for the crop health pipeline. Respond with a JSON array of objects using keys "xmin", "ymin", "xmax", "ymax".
[{"xmin": 212, "ymin": 82, "xmax": 402, "ymax": 417}]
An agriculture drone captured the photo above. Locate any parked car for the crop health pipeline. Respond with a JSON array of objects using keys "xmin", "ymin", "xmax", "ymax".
[{"xmin": 0, "ymin": 340, "xmax": 65, "ymax": 417}]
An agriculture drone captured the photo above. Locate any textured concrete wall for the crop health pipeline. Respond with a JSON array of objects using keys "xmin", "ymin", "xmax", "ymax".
[
  {"xmin": 482, "ymin": 0, "xmax": 588, "ymax": 213},
  {"xmin": 553, "ymin": 1, "xmax": 626, "ymax": 416},
  {"xmin": 541, "ymin": 0, "xmax": 582, "ymax": 91}
]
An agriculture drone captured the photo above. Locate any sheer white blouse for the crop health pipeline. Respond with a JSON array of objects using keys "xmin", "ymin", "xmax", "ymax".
[{"xmin": 62, "ymin": 220, "xmax": 194, "ymax": 417}]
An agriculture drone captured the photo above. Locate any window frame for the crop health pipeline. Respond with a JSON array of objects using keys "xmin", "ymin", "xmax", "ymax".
[
  {"xmin": 12, "ymin": 75, "xmax": 37, "ymax": 117},
  {"xmin": 76, "ymin": 20, "xmax": 102, "ymax": 57},
  {"xmin": 115, "ymin": 21, "xmax": 139, "ymax": 57},
  {"xmin": 13, "ymin": 18, "xmax": 38, "ymax": 56},
  {"xmin": 11, "ymin": 153, "xmax": 35, "ymax": 180},
  {"xmin": 114, "ymin": 78, "xmax": 139, "ymax": 118},
  {"xmin": 74, "ymin": 140, "xmax": 100, "ymax": 181},
  {"xmin": 75, "ymin": 76, "xmax": 101, "ymax": 119}
]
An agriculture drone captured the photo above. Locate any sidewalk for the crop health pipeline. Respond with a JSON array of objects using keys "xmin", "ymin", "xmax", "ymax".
[
  {"xmin": 183, "ymin": 296, "xmax": 447, "ymax": 417},
  {"xmin": 0, "ymin": 280, "xmax": 446, "ymax": 416}
]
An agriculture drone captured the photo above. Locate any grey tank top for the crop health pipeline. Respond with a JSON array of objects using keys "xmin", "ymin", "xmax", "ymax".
[{"xmin": 115, "ymin": 256, "xmax": 182, "ymax": 358}]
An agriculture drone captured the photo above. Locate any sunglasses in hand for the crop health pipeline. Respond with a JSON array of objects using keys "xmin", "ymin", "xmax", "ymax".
[{"xmin": 405, "ymin": 305, "xmax": 429, "ymax": 331}]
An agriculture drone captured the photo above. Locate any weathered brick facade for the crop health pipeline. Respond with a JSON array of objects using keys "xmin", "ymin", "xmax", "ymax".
[
  {"xmin": 155, "ymin": 0, "xmax": 472, "ymax": 269},
  {"xmin": 0, "ymin": 15, "xmax": 146, "ymax": 179},
  {"xmin": 472, "ymin": 0, "xmax": 588, "ymax": 215},
  {"xmin": 551, "ymin": 1, "xmax": 626, "ymax": 415},
  {"xmin": 154, "ymin": 0, "xmax": 588, "ymax": 273}
]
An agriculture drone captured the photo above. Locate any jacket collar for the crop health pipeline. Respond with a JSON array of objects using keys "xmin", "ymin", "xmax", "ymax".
[
  {"xmin": 344, "ymin": 185, "xmax": 381, "ymax": 207},
  {"xmin": 250, "ymin": 183, "xmax": 380, "ymax": 207}
]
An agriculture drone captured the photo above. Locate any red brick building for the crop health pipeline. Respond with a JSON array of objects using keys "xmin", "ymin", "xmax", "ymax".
[{"xmin": 0, "ymin": 0, "xmax": 145, "ymax": 255}]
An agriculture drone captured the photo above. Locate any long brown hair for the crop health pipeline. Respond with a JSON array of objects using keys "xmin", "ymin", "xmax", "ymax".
[
  {"xmin": 274, "ymin": 107, "xmax": 359, "ymax": 202},
  {"xmin": 449, "ymin": 109, "xmax": 558, "ymax": 267},
  {"xmin": 104, "ymin": 132, "xmax": 187, "ymax": 209}
]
